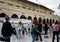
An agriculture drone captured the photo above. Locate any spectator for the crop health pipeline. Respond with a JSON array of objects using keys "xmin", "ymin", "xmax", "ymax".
[
  {"xmin": 52, "ymin": 21, "xmax": 59, "ymax": 42},
  {"xmin": 35, "ymin": 22, "xmax": 42, "ymax": 41},
  {"xmin": 1, "ymin": 15, "xmax": 13, "ymax": 42},
  {"xmin": 31, "ymin": 22, "xmax": 37, "ymax": 42},
  {"xmin": 44, "ymin": 22, "xmax": 49, "ymax": 38},
  {"xmin": 18, "ymin": 22, "xmax": 23, "ymax": 39}
]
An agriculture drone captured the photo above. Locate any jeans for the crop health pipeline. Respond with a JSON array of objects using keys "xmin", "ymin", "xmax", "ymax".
[
  {"xmin": 31, "ymin": 34, "xmax": 35, "ymax": 42},
  {"xmin": 52, "ymin": 31, "xmax": 59, "ymax": 42},
  {"xmin": 45, "ymin": 29, "xmax": 48, "ymax": 35},
  {"xmin": 36, "ymin": 33, "xmax": 42, "ymax": 41},
  {"xmin": 5, "ymin": 36, "xmax": 10, "ymax": 42}
]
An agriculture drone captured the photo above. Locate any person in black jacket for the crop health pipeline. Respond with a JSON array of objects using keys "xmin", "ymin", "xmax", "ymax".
[
  {"xmin": 2, "ymin": 15, "xmax": 13, "ymax": 42},
  {"xmin": 35, "ymin": 22, "xmax": 42, "ymax": 41}
]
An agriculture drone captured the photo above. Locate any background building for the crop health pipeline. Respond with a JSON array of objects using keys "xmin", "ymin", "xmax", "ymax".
[{"xmin": 0, "ymin": 0, "xmax": 59, "ymax": 23}]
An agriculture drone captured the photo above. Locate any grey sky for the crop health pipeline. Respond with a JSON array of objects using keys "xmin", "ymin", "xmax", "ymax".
[{"xmin": 28, "ymin": 0, "xmax": 60, "ymax": 16}]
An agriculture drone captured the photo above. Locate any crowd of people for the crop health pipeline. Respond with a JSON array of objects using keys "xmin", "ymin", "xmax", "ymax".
[
  {"xmin": 1, "ymin": 15, "xmax": 60, "ymax": 42},
  {"xmin": 31, "ymin": 21, "xmax": 60, "ymax": 42}
]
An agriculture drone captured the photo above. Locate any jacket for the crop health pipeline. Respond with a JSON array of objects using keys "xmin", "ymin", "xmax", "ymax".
[{"xmin": 2, "ymin": 21, "xmax": 13, "ymax": 37}]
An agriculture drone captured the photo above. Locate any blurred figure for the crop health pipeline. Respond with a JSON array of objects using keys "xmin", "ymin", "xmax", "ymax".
[
  {"xmin": 58, "ymin": 22, "xmax": 60, "ymax": 34},
  {"xmin": 52, "ymin": 21, "xmax": 59, "ymax": 42},
  {"xmin": 35, "ymin": 22, "xmax": 42, "ymax": 41},
  {"xmin": 1, "ymin": 15, "xmax": 13, "ymax": 42},
  {"xmin": 12, "ymin": 22, "xmax": 16, "ymax": 35},
  {"xmin": 12, "ymin": 22, "xmax": 15, "ymax": 29},
  {"xmin": 44, "ymin": 22, "xmax": 49, "ymax": 38},
  {"xmin": 28, "ymin": 24, "xmax": 31, "ymax": 36},
  {"xmin": 49, "ymin": 24, "xmax": 53, "ymax": 37},
  {"xmin": 18, "ymin": 22, "xmax": 23, "ymax": 39},
  {"xmin": 45, "ymin": 22, "xmax": 49, "ymax": 35},
  {"xmin": 31, "ymin": 22, "xmax": 36, "ymax": 42},
  {"xmin": 42, "ymin": 22, "xmax": 45, "ymax": 34}
]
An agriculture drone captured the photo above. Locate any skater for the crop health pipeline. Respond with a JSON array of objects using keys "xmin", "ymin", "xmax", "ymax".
[
  {"xmin": 35, "ymin": 22, "xmax": 42, "ymax": 41},
  {"xmin": 2, "ymin": 15, "xmax": 13, "ymax": 42},
  {"xmin": 31, "ymin": 22, "xmax": 37, "ymax": 42},
  {"xmin": 18, "ymin": 22, "xmax": 23, "ymax": 39},
  {"xmin": 52, "ymin": 21, "xmax": 59, "ymax": 42}
]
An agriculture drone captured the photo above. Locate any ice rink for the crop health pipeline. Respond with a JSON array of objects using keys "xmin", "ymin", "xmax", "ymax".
[
  {"xmin": 0, "ymin": 21, "xmax": 60, "ymax": 42},
  {"xmin": 0, "ymin": 34, "xmax": 60, "ymax": 42}
]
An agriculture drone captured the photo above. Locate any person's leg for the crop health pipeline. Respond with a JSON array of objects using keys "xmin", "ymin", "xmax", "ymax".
[
  {"xmin": 36, "ymin": 33, "xmax": 38, "ymax": 41},
  {"xmin": 52, "ymin": 32, "xmax": 55, "ymax": 42},
  {"xmin": 44, "ymin": 29, "xmax": 48, "ymax": 38},
  {"xmin": 39, "ymin": 34, "xmax": 42, "ymax": 41},
  {"xmin": 22, "ymin": 30, "xmax": 24, "ymax": 35},
  {"xmin": 18, "ymin": 30, "xmax": 21, "ymax": 39},
  {"xmin": 26, "ymin": 28, "xmax": 27, "ymax": 34},
  {"xmin": 5, "ymin": 37, "xmax": 10, "ymax": 42},
  {"xmin": 45, "ymin": 29, "xmax": 46, "ymax": 35},
  {"xmin": 56, "ymin": 32, "xmax": 59, "ymax": 42},
  {"xmin": 31, "ymin": 34, "xmax": 35, "ymax": 42},
  {"xmin": 45, "ymin": 29, "xmax": 47, "ymax": 35},
  {"xmin": 19, "ymin": 30, "xmax": 21, "ymax": 38},
  {"xmin": 46, "ymin": 29, "xmax": 48, "ymax": 35},
  {"xmin": 28, "ymin": 28, "xmax": 30, "ymax": 33},
  {"xmin": 24, "ymin": 28, "xmax": 27, "ymax": 35},
  {"xmin": 22, "ymin": 30, "xmax": 25, "ymax": 38},
  {"xmin": 50, "ymin": 28, "xmax": 53, "ymax": 37}
]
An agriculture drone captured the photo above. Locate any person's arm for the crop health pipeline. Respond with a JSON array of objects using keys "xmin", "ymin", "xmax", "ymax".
[
  {"xmin": 1, "ymin": 23, "xmax": 4, "ymax": 35},
  {"xmin": 36, "ymin": 29, "xmax": 40, "ymax": 33}
]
